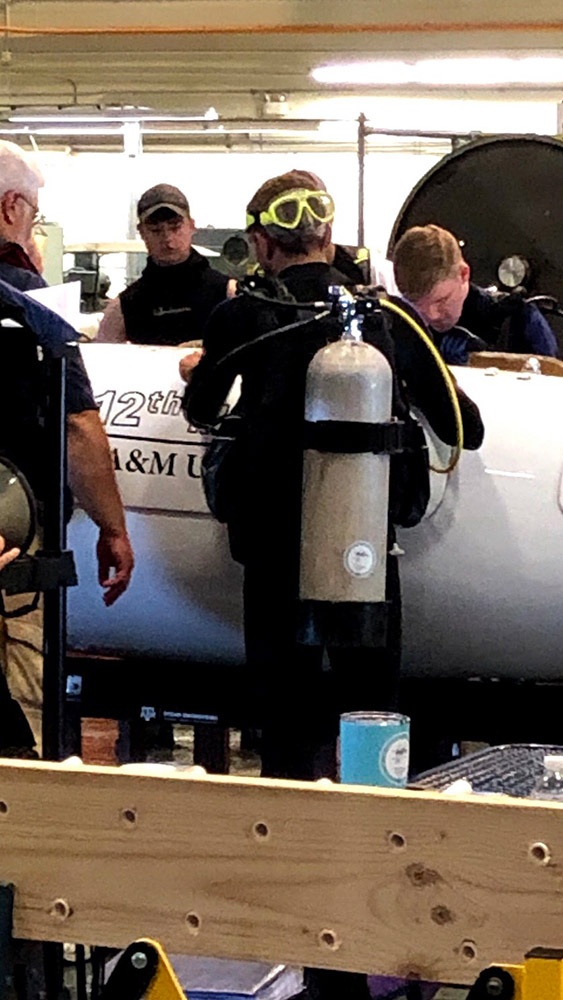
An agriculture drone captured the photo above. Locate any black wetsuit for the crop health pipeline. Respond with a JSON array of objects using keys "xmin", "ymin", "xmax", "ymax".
[{"xmin": 185, "ymin": 262, "xmax": 484, "ymax": 781}]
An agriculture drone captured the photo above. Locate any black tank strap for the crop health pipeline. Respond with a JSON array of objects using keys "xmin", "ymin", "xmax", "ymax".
[{"xmin": 304, "ymin": 418, "xmax": 406, "ymax": 454}]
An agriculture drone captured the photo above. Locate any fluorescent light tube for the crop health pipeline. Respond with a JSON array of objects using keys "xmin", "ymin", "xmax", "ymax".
[{"xmin": 312, "ymin": 57, "xmax": 563, "ymax": 86}]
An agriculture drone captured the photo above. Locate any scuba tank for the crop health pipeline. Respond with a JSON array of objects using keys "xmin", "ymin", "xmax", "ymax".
[{"xmin": 299, "ymin": 291, "xmax": 396, "ymax": 608}]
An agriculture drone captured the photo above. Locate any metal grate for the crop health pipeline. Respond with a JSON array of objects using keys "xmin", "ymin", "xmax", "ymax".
[{"xmin": 410, "ymin": 744, "xmax": 563, "ymax": 798}]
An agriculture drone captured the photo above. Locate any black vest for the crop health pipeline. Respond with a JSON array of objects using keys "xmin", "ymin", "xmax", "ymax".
[{"xmin": 120, "ymin": 249, "xmax": 230, "ymax": 345}]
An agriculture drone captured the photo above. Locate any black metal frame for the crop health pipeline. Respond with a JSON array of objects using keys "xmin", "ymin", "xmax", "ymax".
[
  {"xmin": 356, "ymin": 115, "xmax": 488, "ymax": 247},
  {"xmin": 0, "ymin": 884, "xmax": 13, "ymax": 1000},
  {"xmin": 0, "ymin": 315, "xmax": 79, "ymax": 999},
  {"xmin": 0, "ymin": 326, "xmax": 78, "ymax": 761},
  {"xmin": 41, "ymin": 351, "xmax": 71, "ymax": 763}
]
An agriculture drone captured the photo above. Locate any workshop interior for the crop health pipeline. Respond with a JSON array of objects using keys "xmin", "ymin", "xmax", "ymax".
[{"xmin": 2, "ymin": 3, "xmax": 563, "ymax": 1000}]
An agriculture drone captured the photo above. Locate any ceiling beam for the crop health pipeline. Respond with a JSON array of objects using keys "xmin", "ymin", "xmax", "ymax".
[
  {"xmin": 0, "ymin": 2, "xmax": 561, "ymax": 112},
  {"xmin": 5, "ymin": 1, "xmax": 563, "ymax": 38}
]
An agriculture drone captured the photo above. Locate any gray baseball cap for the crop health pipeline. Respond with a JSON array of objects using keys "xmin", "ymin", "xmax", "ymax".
[{"xmin": 137, "ymin": 183, "xmax": 190, "ymax": 223}]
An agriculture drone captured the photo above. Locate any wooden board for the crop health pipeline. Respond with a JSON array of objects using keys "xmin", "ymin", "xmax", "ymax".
[
  {"xmin": 1, "ymin": 760, "xmax": 563, "ymax": 983},
  {"xmin": 468, "ymin": 351, "xmax": 563, "ymax": 377}
]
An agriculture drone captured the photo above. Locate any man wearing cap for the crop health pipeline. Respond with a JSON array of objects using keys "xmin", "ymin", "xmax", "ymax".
[{"xmin": 97, "ymin": 183, "xmax": 232, "ymax": 345}]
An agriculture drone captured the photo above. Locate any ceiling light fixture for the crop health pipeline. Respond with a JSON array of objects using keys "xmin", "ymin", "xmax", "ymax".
[
  {"xmin": 311, "ymin": 56, "xmax": 563, "ymax": 87},
  {"xmin": 17, "ymin": 127, "xmax": 122, "ymax": 136},
  {"xmin": 0, "ymin": 123, "xmax": 319, "ymax": 138},
  {"xmin": 7, "ymin": 111, "xmax": 218, "ymax": 124}
]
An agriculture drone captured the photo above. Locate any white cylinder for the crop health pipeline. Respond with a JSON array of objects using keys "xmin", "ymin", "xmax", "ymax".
[
  {"xmin": 69, "ymin": 348, "xmax": 563, "ymax": 680},
  {"xmin": 299, "ymin": 339, "xmax": 393, "ymax": 604}
]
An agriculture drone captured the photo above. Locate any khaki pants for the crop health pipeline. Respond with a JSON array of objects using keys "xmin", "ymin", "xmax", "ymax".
[{"xmin": 0, "ymin": 594, "xmax": 43, "ymax": 755}]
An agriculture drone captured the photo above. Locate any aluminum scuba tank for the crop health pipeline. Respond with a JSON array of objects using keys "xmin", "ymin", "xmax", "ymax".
[{"xmin": 299, "ymin": 295, "xmax": 393, "ymax": 605}]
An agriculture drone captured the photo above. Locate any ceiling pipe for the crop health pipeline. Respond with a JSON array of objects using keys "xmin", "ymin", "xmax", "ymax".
[{"xmin": 2, "ymin": 21, "xmax": 563, "ymax": 36}]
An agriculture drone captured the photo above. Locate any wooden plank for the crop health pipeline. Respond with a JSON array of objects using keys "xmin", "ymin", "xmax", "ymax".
[{"xmin": 1, "ymin": 760, "xmax": 563, "ymax": 983}]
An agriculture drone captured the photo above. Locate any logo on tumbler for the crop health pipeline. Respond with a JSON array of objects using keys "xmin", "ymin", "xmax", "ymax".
[
  {"xmin": 344, "ymin": 541, "xmax": 376, "ymax": 578},
  {"xmin": 380, "ymin": 734, "xmax": 410, "ymax": 783}
]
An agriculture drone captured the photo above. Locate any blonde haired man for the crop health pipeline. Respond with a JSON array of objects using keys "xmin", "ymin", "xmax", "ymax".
[{"xmin": 393, "ymin": 223, "xmax": 557, "ymax": 363}]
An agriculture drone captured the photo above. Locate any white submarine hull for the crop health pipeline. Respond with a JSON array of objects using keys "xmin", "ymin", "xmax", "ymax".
[{"xmin": 67, "ymin": 344, "xmax": 563, "ymax": 680}]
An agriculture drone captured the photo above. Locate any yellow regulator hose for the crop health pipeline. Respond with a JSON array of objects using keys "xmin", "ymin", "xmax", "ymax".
[{"xmin": 379, "ymin": 297, "xmax": 464, "ymax": 473}]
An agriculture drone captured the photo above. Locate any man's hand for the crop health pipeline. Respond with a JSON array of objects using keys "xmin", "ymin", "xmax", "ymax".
[
  {"xmin": 96, "ymin": 297, "xmax": 128, "ymax": 343},
  {"xmin": 67, "ymin": 409, "xmax": 135, "ymax": 605},
  {"xmin": 179, "ymin": 348, "xmax": 204, "ymax": 383},
  {"xmin": 0, "ymin": 535, "xmax": 20, "ymax": 571},
  {"xmin": 96, "ymin": 528, "xmax": 135, "ymax": 607}
]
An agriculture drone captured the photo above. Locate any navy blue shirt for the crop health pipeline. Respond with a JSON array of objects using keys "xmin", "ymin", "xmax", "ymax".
[
  {"xmin": 435, "ymin": 283, "xmax": 558, "ymax": 364},
  {"xmin": 0, "ymin": 260, "xmax": 46, "ymax": 293},
  {"xmin": 0, "ymin": 276, "xmax": 97, "ymax": 497},
  {"xmin": 0, "ymin": 271, "xmax": 96, "ymax": 415}
]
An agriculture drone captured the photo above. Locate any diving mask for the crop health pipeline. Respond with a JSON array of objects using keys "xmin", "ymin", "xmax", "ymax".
[{"xmin": 246, "ymin": 188, "xmax": 335, "ymax": 231}]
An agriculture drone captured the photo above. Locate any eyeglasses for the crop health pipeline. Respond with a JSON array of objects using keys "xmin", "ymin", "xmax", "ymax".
[
  {"xmin": 17, "ymin": 194, "xmax": 40, "ymax": 224},
  {"xmin": 246, "ymin": 188, "xmax": 335, "ymax": 231}
]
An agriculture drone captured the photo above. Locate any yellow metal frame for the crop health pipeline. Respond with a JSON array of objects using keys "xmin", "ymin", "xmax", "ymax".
[
  {"xmin": 503, "ymin": 952, "xmax": 563, "ymax": 1000},
  {"xmin": 143, "ymin": 940, "xmax": 185, "ymax": 1000},
  {"xmin": 468, "ymin": 952, "xmax": 563, "ymax": 1000},
  {"xmin": 100, "ymin": 939, "xmax": 185, "ymax": 1000},
  {"xmin": 112, "ymin": 942, "xmax": 563, "ymax": 1000}
]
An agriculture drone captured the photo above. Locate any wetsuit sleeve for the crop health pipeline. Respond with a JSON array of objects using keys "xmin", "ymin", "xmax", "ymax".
[
  {"xmin": 403, "ymin": 344, "xmax": 484, "ymax": 450},
  {"xmin": 487, "ymin": 291, "xmax": 558, "ymax": 357},
  {"xmin": 183, "ymin": 299, "xmax": 246, "ymax": 429},
  {"xmin": 444, "ymin": 380, "xmax": 484, "ymax": 450},
  {"xmin": 390, "ymin": 302, "xmax": 484, "ymax": 450}
]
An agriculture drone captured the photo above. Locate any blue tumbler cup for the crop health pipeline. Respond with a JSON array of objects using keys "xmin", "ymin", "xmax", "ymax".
[{"xmin": 339, "ymin": 711, "xmax": 410, "ymax": 786}]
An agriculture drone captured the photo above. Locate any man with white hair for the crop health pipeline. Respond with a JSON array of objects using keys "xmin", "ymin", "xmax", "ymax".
[
  {"xmin": 0, "ymin": 139, "xmax": 134, "ymax": 756},
  {"xmin": 0, "ymin": 139, "xmax": 46, "ymax": 291}
]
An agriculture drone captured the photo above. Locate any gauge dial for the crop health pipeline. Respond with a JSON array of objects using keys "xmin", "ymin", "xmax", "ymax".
[{"xmin": 497, "ymin": 254, "xmax": 529, "ymax": 289}]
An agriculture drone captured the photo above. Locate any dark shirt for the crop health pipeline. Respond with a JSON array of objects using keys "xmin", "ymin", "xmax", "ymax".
[
  {"xmin": 331, "ymin": 244, "xmax": 369, "ymax": 285},
  {"xmin": 120, "ymin": 248, "xmax": 230, "ymax": 345},
  {"xmin": 0, "ymin": 241, "xmax": 45, "ymax": 293},
  {"xmin": 185, "ymin": 262, "xmax": 484, "ymax": 562},
  {"xmin": 187, "ymin": 264, "xmax": 483, "ymax": 441},
  {"xmin": 433, "ymin": 283, "xmax": 558, "ymax": 362}
]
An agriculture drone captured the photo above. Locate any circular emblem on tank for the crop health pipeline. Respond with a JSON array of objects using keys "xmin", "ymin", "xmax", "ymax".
[
  {"xmin": 343, "ymin": 541, "xmax": 376, "ymax": 578},
  {"xmin": 380, "ymin": 735, "xmax": 410, "ymax": 784}
]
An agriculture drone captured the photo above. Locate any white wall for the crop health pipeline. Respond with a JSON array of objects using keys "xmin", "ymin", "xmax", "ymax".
[
  {"xmin": 33, "ymin": 94, "xmax": 561, "ymax": 295},
  {"xmin": 42, "ymin": 147, "xmax": 446, "ymax": 293}
]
